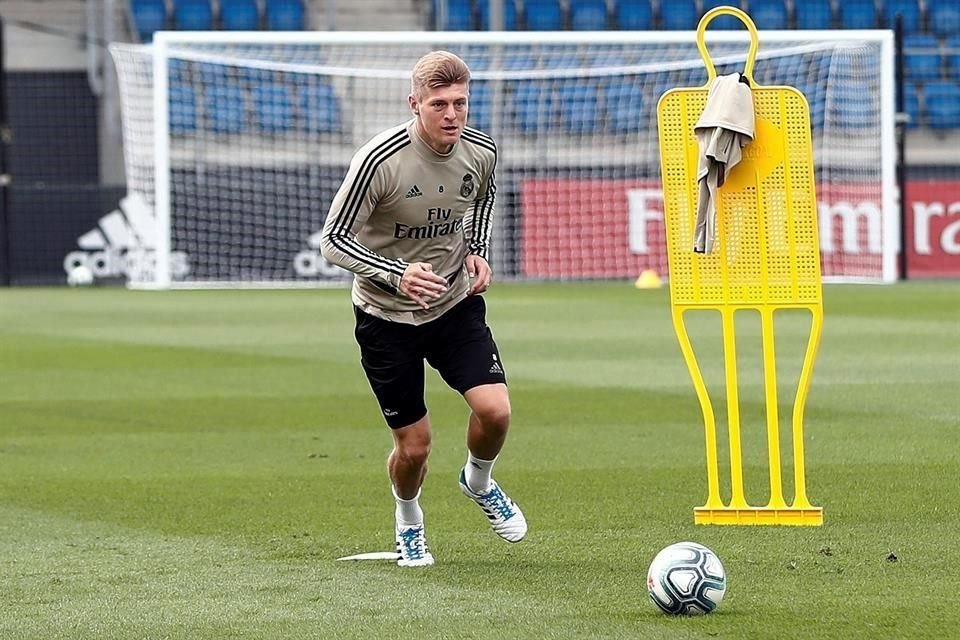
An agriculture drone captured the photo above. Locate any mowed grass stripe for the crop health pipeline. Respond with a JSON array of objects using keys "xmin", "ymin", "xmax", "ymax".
[{"xmin": 1, "ymin": 282, "xmax": 959, "ymax": 639}]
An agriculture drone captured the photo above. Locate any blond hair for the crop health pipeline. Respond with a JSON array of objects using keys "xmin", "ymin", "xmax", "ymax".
[{"xmin": 410, "ymin": 51, "xmax": 471, "ymax": 99}]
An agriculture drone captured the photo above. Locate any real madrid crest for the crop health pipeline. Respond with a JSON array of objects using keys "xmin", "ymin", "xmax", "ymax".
[{"xmin": 460, "ymin": 173, "xmax": 475, "ymax": 198}]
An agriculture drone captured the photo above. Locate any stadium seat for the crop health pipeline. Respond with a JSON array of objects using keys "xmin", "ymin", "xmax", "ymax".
[
  {"xmin": 927, "ymin": 0, "xmax": 960, "ymax": 38},
  {"xmin": 587, "ymin": 47, "xmax": 628, "ymax": 67},
  {"xmin": 904, "ymin": 34, "xmax": 942, "ymax": 82},
  {"xmin": 569, "ymin": 0, "xmax": 608, "ymax": 30},
  {"xmin": 603, "ymin": 79, "xmax": 644, "ymax": 135},
  {"xmin": 660, "ymin": 0, "xmax": 697, "ymax": 31},
  {"xmin": 130, "ymin": 0, "xmax": 167, "ymax": 42},
  {"xmin": 441, "ymin": 0, "xmax": 475, "ymax": 30},
  {"xmin": 174, "ymin": 0, "xmax": 214, "ymax": 30},
  {"xmin": 300, "ymin": 83, "xmax": 341, "ymax": 133},
  {"xmin": 205, "ymin": 84, "xmax": 247, "ymax": 133},
  {"xmin": 829, "ymin": 79, "xmax": 877, "ymax": 130},
  {"xmin": 903, "ymin": 83, "xmax": 920, "ymax": 129},
  {"xmin": 558, "ymin": 82, "xmax": 600, "ymax": 134},
  {"xmin": 538, "ymin": 45, "xmax": 581, "ymax": 69},
  {"xmin": 701, "ymin": 0, "xmax": 743, "ymax": 30},
  {"xmin": 253, "ymin": 83, "xmax": 294, "ymax": 133},
  {"xmin": 467, "ymin": 81, "xmax": 492, "ymax": 131},
  {"xmin": 923, "ymin": 81, "xmax": 960, "ymax": 130},
  {"xmin": 523, "ymin": 0, "xmax": 564, "ymax": 30},
  {"xmin": 614, "ymin": 0, "xmax": 653, "ymax": 30},
  {"xmin": 798, "ymin": 82, "xmax": 826, "ymax": 131},
  {"xmin": 194, "ymin": 61, "xmax": 230, "ymax": 87},
  {"xmin": 265, "ymin": 0, "xmax": 305, "ymax": 30},
  {"xmin": 477, "ymin": 0, "xmax": 519, "ymax": 30},
  {"xmin": 795, "ymin": 0, "xmax": 833, "ymax": 29},
  {"xmin": 748, "ymin": 0, "xmax": 789, "ymax": 30},
  {"xmin": 168, "ymin": 84, "xmax": 197, "ymax": 134},
  {"xmin": 220, "ymin": 0, "xmax": 260, "ymax": 30},
  {"xmin": 946, "ymin": 35, "xmax": 960, "ymax": 81},
  {"xmin": 503, "ymin": 46, "xmax": 537, "ymax": 70},
  {"xmin": 881, "ymin": 0, "xmax": 921, "ymax": 33},
  {"xmin": 510, "ymin": 81, "xmax": 553, "ymax": 134},
  {"xmin": 464, "ymin": 49, "xmax": 491, "ymax": 71},
  {"xmin": 838, "ymin": 0, "xmax": 877, "ymax": 29}
]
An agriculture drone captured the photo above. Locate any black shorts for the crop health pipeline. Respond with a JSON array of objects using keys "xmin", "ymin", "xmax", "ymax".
[{"xmin": 354, "ymin": 295, "xmax": 507, "ymax": 429}]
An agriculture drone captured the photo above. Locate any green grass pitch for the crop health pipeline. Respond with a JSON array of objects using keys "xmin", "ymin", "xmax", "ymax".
[{"xmin": 1, "ymin": 282, "xmax": 958, "ymax": 639}]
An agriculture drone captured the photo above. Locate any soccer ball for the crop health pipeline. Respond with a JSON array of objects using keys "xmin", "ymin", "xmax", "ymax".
[
  {"xmin": 647, "ymin": 541, "xmax": 726, "ymax": 615},
  {"xmin": 67, "ymin": 265, "xmax": 95, "ymax": 287}
]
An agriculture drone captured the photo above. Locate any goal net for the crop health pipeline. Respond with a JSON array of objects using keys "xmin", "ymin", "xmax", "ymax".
[{"xmin": 109, "ymin": 30, "xmax": 896, "ymax": 288}]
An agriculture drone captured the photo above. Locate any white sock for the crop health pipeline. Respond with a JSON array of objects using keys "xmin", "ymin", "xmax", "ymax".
[
  {"xmin": 464, "ymin": 452, "xmax": 496, "ymax": 494},
  {"xmin": 392, "ymin": 485, "xmax": 424, "ymax": 528}
]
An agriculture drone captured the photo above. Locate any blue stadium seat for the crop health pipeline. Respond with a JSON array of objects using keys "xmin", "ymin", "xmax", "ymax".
[
  {"xmin": 677, "ymin": 66, "xmax": 707, "ymax": 87},
  {"xmin": 904, "ymin": 34, "xmax": 942, "ymax": 82},
  {"xmin": 797, "ymin": 82, "xmax": 826, "ymax": 131},
  {"xmin": 660, "ymin": 0, "xmax": 697, "ymax": 31},
  {"xmin": 903, "ymin": 83, "xmax": 920, "ymax": 129},
  {"xmin": 795, "ymin": 0, "xmax": 833, "ymax": 29},
  {"xmin": 253, "ymin": 83, "xmax": 294, "ymax": 133},
  {"xmin": 829, "ymin": 79, "xmax": 877, "ymax": 130},
  {"xmin": 924, "ymin": 81, "xmax": 960, "ymax": 130},
  {"xmin": 587, "ymin": 47, "xmax": 628, "ymax": 67},
  {"xmin": 130, "ymin": 0, "xmax": 167, "ymax": 42},
  {"xmin": 558, "ymin": 82, "xmax": 600, "ymax": 134},
  {"xmin": 220, "ymin": 0, "xmax": 260, "ymax": 30},
  {"xmin": 928, "ymin": 0, "xmax": 960, "ymax": 38},
  {"xmin": 503, "ymin": 46, "xmax": 537, "ymax": 69},
  {"xmin": 220, "ymin": 0, "xmax": 260, "ymax": 31},
  {"xmin": 168, "ymin": 84, "xmax": 197, "ymax": 134},
  {"xmin": 467, "ymin": 81, "xmax": 492, "ymax": 131},
  {"xmin": 174, "ymin": 0, "xmax": 213, "ymax": 30},
  {"xmin": 523, "ymin": 0, "xmax": 564, "ymax": 30},
  {"xmin": 946, "ymin": 35, "xmax": 960, "ymax": 81},
  {"xmin": 603, "ymin": 79, "xmax": 644, "ymax": 135},
  {"xmin": 300, "ymin": 83, "xmax": 341, "ymax": 133},
  {"xmin": 477, "ymin": 0, "xmax": 518, "ymax": 30},
  {"xmin": 194, "ymin": 61, "xmax": 230, "ymax": 86},
  {"xmin": 882, "ymin": 0, "xmax": 921, "ymax": 33},
  {"xmin": 463, "ymin": 48, "xmax": 491, "ymax": 71},
  {"xmin": 701, "ymin": 0, "xmax": 743, "ymax": 30},
  {"xmin": 614, "ymin": 0, "xmax": 653, "ymax": 30},
  {"xmin": 748, "ymin": 0, "xmax": 789, "ymax": 30},
  {"xmin": 510, "ymin": 82, "xmax": 553, "ymax": 134},
  {"xmin": 440, "ymin": 0, "xmax": 475, "ymax": 30},
  {"xmin": 569, "ymin": 0, "xmax": 608, "ymax": 30},
  {"xmin": 538, "ymin": 45, "xmax": 581, "ymax": 69},
  {"xmin": 838, "ymin": 0, "xmax": 877, "ymax": 29},
  {"xmin": 265, "ymin": 0, "xmax": 305, "ymax": 30},
  {"xmin": 205, "ymin": 84, "xmax": 246, "ymax": 133}
]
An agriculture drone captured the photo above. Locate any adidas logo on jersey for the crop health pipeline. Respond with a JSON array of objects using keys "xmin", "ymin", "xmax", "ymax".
[
  {"xmin": 405, "ymin": 185, "xmax": 423, "ymax": 199},
  {"xmin": 62, "ymin": 192, "xmax": 190, "ymax": 280}
]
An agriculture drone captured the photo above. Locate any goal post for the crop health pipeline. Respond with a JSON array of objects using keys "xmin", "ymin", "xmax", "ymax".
[{"xmin": 110, "ymin": 29, "xmax": 897, "ymax": 289}]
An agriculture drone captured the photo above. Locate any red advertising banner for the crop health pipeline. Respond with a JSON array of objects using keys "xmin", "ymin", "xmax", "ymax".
[
  {"xmin": 904, "ymin": 180, "xmax": 960, "ymax": 278},
  {"xmin": 520, "ymin": 179, "xmax": 960, "ymax": 279}
]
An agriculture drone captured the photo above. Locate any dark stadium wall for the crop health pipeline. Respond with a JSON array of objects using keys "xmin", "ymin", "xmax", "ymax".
[{"xmin": 2, "ymin": 70, "xmax": 122, "ymax": 285}]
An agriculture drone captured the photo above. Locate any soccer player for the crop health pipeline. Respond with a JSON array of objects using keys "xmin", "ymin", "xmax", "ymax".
[{"xmin": 320, "ymin": 50, "xmax": 527, "ymax": 567}]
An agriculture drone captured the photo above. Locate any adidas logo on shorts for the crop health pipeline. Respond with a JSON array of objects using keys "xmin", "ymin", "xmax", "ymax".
[
  {"xmin": 405, "ymin": 185, "xmax": 423, "ymax": 199},
  {"xmin": 489, "ymin": 354, "xmax": 504, "ymax": 375}
]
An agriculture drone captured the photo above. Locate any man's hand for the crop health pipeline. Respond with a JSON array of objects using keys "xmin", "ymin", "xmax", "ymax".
[
  {"xmin": 400, "ymin": 263, "xmax": 448, "ymax": 309},
  {"xmin": 465, "ymin": 254, "xmax": 492, "ymax": 295}
]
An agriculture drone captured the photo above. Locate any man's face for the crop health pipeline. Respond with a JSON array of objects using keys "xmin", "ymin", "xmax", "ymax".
[{"xmin": 410, "ymin": 82, "xmax": 469, "ymax": 154}]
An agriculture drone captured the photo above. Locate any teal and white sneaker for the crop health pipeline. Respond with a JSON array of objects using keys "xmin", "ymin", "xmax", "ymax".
[
  {"xmin": 395, "ymin": 524, "xmax": 435, "ymax": 567},
  {"xmin": 458, "ymin": 468, "xmax": 528, "ymax": 543}
]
